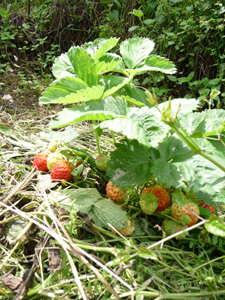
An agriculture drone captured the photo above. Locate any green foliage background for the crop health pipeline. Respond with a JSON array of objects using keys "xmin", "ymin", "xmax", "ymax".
[{"xmin": 1, "ymin": 0, "xmax": 224, "ymax": 105}]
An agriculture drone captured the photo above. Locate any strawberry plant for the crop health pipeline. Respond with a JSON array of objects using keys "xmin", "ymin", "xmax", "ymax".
[{"xmin": 38, "ymin": 37, "xmax": 225, "ymax": 239}]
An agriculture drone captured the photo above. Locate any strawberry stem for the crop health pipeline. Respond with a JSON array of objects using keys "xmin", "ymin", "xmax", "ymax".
[{"xmin": 93, "ymin": 120, "xmax": 101, "ymax": 155}]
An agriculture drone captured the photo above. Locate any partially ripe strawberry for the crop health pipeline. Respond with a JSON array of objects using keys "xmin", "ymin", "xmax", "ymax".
[
  {"xmin": 113, "ymin": 220, "xmax": 135, "ymax": 236},
  {"xmin": 95, "ymin": 154, "xmax": 110, "ymax": 172},
  {"xmin": 51, "ymin": 160, "xmax": 73, "ymax": 182},
  {"xmin": 171, "ymin": 201, "xmax": 200, "ymax": 227},
  {"xmin": 201, "ymin": 204, "xmax": 214, "ymax": 214},
  {"xmin": 142, "ymin": 186, "xmax": 170, "ymax": 211},
  {"xmin": 33, "ymin": 152, "xmax": 49, "ymax": 172},
  {"xmin": 162, "ymin": 219, "xmax": 188, "ymax": 240},
  {"xmin": 47, "ymin": 152, "xmax": 64, "ymax": 171},
  {"xmin": 106, "ymin": 181, "xmax": 125, "ymax": 202},
  {"xmin": 139, "ymin": 193, "xmax": 159, "ymax": 215}
]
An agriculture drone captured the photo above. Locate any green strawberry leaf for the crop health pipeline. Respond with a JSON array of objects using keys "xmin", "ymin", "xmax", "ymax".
[
  {"xmin": 52, "ymin": 53, "xmax": 77, "ymax": 79},
  {"xmin": 107, "ymin": 139, "xmax": 152, "ymax": 188},
  {"xmin": 120, "ymin": 37, "xmax": 155, "ymax": 69},
  {"xmin": 94, "ymin": 37, "xmax": 120, "ymax": 61},
  {"xmin": 96, "ymin": 54, "xmax": 122, "ymax": 75},
  {"xmin": 54, "ymin": 85, "xmax": 104, "ymax": 103},
  {"xmin": 151, "ymin": 159, "xmax": 184, "ymax": 188},
  {"xmin": 43, "ymin": 126, "xmax": 79, "ymax": 143},
  {"xmin": 137, "ymin": 248, "xmax": 158, "ymax": 260},
  {"xmin": 121, "ymin": 95, "xmax": 145, "ymax": 107},
  {"xmin": 212, "ymin": 190, "xmax": 225, "ymax": 205},
  {"xmin": 49, "ymin": 97, "xmax": 127, "ymax": 128},
  {"xmin": 92, "ymin": 198, "xmax": 128, "ymax": 230},
  {"xmin": 6, "ymin": 218, "xmax": 27, "ymax": 243},
  {"xmin": 137, "ymin": 55, "xmax": 177, "ymax": 74},
  {"xmin": 100, "ymin": 106, "xmax": 170, "ymax": 148},
  {"xmin": 205, "ymin": 216, "xmax": 225, "ymax": 237},
  {"xmin": 101, "ymin": 75, "xmax": 130, "ymax": 97},
  {"xmin": 116, "ymin": 83, "xmax": 151, "ymax": 107},
  {"xmin": 177, "ymin": 215, "xmax": 192, "ymax": 226},
  {"xmin": 67, "ymin": 47, "xmax": 98, "ymax": 87},
  {"xmin": 39, "ymin": 77, "xmax": 88, "ymax": 103}
]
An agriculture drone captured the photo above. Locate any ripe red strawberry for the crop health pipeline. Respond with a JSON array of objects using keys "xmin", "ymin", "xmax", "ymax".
[
  {"xmin": 33, "ymin": 152, "xmax": 49, "ymax": 172},
  {"xmin": 139, "ymin": 192, "xmax": 158, "ymax": 215},
  {"xmin": 201, "ymin": 204, "xmax": 214, "ymax": 214},
  {"xmin": 112, "ymin": 220, "xmax": 135, "ymax": 236},
  {"xmin": 171, "ymin": 201, "xmax": 200, "ymax": 227},
  {"xmin": 162, "ymin": 219, "xmax": 188, "ymax": 240},
  {"xmin": 142, "ymin": 185, "xmax": 170, "ymax": 211},
  {"xmin": 95, "ymin": 154, "xmax": 110, "ymax": 172},
  {"xmin": 51, "ymin": 160, "xmax": 73, "ymax": 182},
  {"xmin": 106, "ymin": 181, "xmax": 125, "ymax": 202}
]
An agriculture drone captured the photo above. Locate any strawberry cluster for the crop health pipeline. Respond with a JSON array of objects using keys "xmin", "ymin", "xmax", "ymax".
[{"xmin": 33, "ymin": 140, "xmax": 83, "ymax": 182}]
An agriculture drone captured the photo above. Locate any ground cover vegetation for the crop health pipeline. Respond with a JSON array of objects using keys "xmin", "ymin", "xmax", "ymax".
[{"xmin": 0, "ymin": 0, "xmax": 225, "ymax": 299}]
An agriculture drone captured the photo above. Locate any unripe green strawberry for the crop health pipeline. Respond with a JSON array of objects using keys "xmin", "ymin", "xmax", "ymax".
[
  {"xmin": 47, "ymin": 152, "xmax": 64, "ymax": 171},
  {"xmin": 95, "ymin": 154, "xmax": 110, "ymax": 172},
  {"xmin": 106, "ymin": 181, "xmax": 125, "ymax": 202},
  {"xmin": 112, "ymin": 220, "xmax": 135, "ymax": 236},
  {"xmin": 139, "ymin": 193, "xmax": 158, "ymax": 215},
  {"xmin": 171, "ymin": 201, "xmax": 200, "ymax": 227},
  {"xmin": 33, "ymin": 151, "xmax": 50, "ymax": 172},
  {"xmin": 142, "ymin": 185, "xmax": 170, "ymax": 211},
  {"xmin": 162, "ymin": 219, "xmax": 187, "ymax": 240},
  {"xmin": 51, "ymin": 160, "xmax": 73, "ymax": 182},
  {"xmin": 47, "ymin": 140, "xmax": 63, "ymax": 153}
]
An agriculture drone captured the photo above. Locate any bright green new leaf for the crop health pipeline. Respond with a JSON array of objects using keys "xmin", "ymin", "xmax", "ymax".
[
  {"xmin": 136, "ymin": 55, "xmax": 177, "ymax": 74},
  {"xmin": 121, "ymin": 95, "xmax": 145, "ymax": 107},
  {"xmin": 94, "ymin": 37, "xmax": 119, "ymax": 61},
  {"xmin": 52, "ymin": 53, "xmax": 77, "ymax": 79},
  {"xmin": 44, "ymin": 126, "xmax": 79, "ymax": 143},
  {"xmin": 137, "ymin": 248, "xmax": 158, "ymax": 260},
  {"xmin": 67, "ymin": 47, "xmax": 98, "ymax": 87},
  {"xmin": 205, "ymin": 216, "xmax": 225, "ymax": 237},
  {"xmin": 49, "ymin": 97, "xmax": 127, "ymax": 128},
  {"xmin": 100, "ymin": 75, "xmax": 130, "ymax": 97},
  {"xmin": 120, "ymin": 37, "xmax": 155, "ymax": 69},
  {"xmin": 39, "ymin": 76, "xmax": 88, "ymax": 103},
  {"xmin": 54, "ymin": 85, "xmax": 104, "ymax": 103}
]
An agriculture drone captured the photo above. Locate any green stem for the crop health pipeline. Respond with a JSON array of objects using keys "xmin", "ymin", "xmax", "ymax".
[
  {"xmin": 110, "ymin": 130, "xmax": 117, "ymax": 144},
  {"xmin": 170, "ymin": 119, "xmax": 225, "ymax": 172},
  {"xmin": 92, "ymin": 120, "xmax": 101, "ymax": 155}
]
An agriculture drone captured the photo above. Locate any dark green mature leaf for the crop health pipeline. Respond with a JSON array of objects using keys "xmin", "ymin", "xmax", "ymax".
[
  {"xmin": 39, "ymin": 77, "xmax": 88, "ymax": 103},
  {"xmin": 92, "ymin": 198, "xmax": 128, "ymax": 230},
  {"xmin": 120, "ymin": 38, "xmax": 155, "ymax": 69},
  {"xmin": 52, "ymin": 53, "xmax": 77, "ymax": 79},
  {"xmin": 49, "ymin": 97, "xmax": 127, "ymax": 128},
  {"xmin": 205, "ymin": 216, "xmax": 225, "ymax": 237},
  {"xmin": 50, "ymin": 189, "xmax": 128, "ymax": 230},
  {"xmin": 151, "ymin": 159, "xmax": 184, "ymax": 188},
  {"xmin": 67, "ymin": 47, "xmax": 98, "ymax": 87},
  {"xmin": 107, "ymin": 139, "xmax": 152, "ymax": 188}
]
